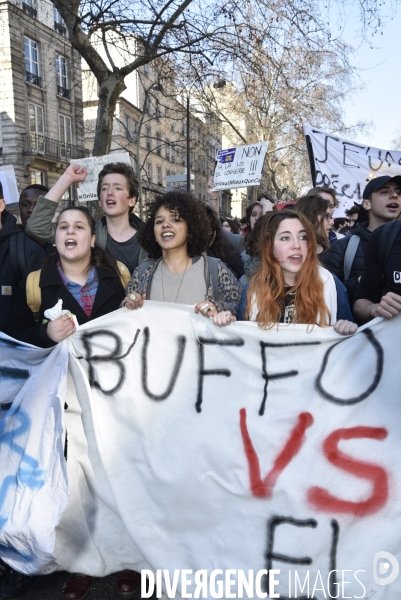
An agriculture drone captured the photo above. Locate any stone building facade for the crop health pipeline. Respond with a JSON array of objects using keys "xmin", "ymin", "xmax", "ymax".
[{"xmin": 0, "ymin": 0, "xmax": 87, "ymax": 202}]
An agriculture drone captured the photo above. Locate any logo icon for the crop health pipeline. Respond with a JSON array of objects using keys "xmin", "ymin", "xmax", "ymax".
[{"xmin": 373, "ymin": 551, "xmax": 399, "ymax": 586}]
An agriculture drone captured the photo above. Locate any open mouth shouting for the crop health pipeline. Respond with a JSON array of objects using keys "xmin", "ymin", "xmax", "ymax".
[
  {"xmin": 161, "ymin": 231, "xmax": 175, "ymax": 240},
  {"xmin": 65, "ymin": 238, "xmax": 77, "ymax": 248},
  {"xmin": 386, "ymin": 202, "xmax": 400, "ymax": 213}
]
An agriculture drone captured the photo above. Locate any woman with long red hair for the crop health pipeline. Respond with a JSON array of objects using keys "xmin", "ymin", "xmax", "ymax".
[{"xmin": 236, "ymin": 210, "xmax": 357, "ymax": 334}]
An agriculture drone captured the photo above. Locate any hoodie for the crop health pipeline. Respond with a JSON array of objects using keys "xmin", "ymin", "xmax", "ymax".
[{"xmin": 0, "ymin": 210, "xmax": 45, "ymax": 333}]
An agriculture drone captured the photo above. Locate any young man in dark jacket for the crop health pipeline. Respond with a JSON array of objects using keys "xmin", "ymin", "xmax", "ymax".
[
  {"xmin": 26, "ymin": 162, "xmax": 146, "ymax": 274},
  {"xmin": 0, "ymin": 184, "xmax": 45, "ymax": 334},
  {"xmin": 324, "ymin": 176, "xmax": 401, "ymax": 305}
]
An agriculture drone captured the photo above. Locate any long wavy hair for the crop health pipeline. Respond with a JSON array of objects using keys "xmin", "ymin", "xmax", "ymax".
[
  {"xmin": 44, "ymin": 206, "xmax": 120, "ymax": 276},
  {"xmin": 243, "ymin": 201, "xmax": 263, "ymax": 247},
  {"xmin": 245, "ymin": 211, "xmax": 331, "ymax": 328},
  {"xmin": 294, "ymin": 194, "xmax": 330, "ymax": 251}
]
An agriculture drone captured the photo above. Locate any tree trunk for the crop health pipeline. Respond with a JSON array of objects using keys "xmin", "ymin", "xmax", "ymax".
[{"xmin": 92, "ymin": 74, "xmax": 127, "ymax": 156}]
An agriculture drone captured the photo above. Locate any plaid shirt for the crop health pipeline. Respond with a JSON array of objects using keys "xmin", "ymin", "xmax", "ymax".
[{"xmin": 57, "ymin": 265, "xmax": 99, "ymax": 317}]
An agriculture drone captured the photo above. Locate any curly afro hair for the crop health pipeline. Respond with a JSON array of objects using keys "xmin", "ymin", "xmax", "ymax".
[{"xmin": 139, "ymin": 191, "xmax": 211, "ymax": 259}]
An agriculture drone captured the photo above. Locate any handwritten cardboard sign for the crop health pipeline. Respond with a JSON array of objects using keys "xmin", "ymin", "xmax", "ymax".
[
  {"xmin": 70, "ymin": 152, "xmax": 132, "ymax": 201},
  {"xmin": 212, "ymin": 142, "xmax": 268, "ymax": 191}
]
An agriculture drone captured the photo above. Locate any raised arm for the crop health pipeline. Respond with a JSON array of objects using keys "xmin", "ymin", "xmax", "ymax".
[{"xmin": 26, "ymin": 164, "xmax": 87, "ymax": 244}]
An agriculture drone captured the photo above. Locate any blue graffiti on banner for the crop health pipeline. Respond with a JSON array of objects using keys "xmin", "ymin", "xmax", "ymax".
[
  {"xmin": 0, "ymin": 407, "xmax": 45, "ymax": 534},
  {"xmin": 217, "ymin": 148, "xmax": 236, "ymax": 164}
]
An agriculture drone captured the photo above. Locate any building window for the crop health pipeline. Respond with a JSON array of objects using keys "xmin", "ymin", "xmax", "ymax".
[
  {"xmin": 165, "ymin": 143, "xmax": 170, "ymax": 160},
  {"xmin": 123, "ymin": 114, "xmax": 130, "ymax": 139},
  {"xmin": 157, "ymin": 166, "xmax": 162, "ymax": 186},
  {"xmin": 59, "ymin": 114, "xmax": 72, "ymax": 159},
  {"xmin": 133, "ymin": 120, "xmax": 139, "ymax": 142},
  {"xmin": 155, "ymin": 100, "xmax": 161, "ymax": 121},
  {"xmin": 24, "ymin": 38, "xmax": 41, "ymax": 87},
  {"xmin": 146, "ymin": 162, "xmax": 152, "ymax": 181},
  {"xmin": 22, "ymin": 0, "xmax": 37, "ymax": 18},
  {"xmin": 171, "ymin": 145, "xmax": 176, "ymax": 163},
  {"xmin": 54, "ymin": 6, "xmax": 67, "ymax": 35},
  {"xmin": 156, "ymin": 132, "xmax": 161, "ymax": 156},
  {"xmin": 56, "ymin": 55, "xmax": 69, "ymax": 98},
  {"xmin": 62, "ymin": 186, "xmax": 73, "ymax": 206},
  {"xmin": 30, "ymin": 169, "xmax": 45, "ymax": 185},
  {"xmin": 144, "ymin": 63, "xmax": 149, "ymax": 77},
  {"xmin": 28, "ymin": 103, "xmax": 44, "ymax": 152},
  {"xmin": 146, "ymin": 127, "xmax": 151, "ymax": 151}
]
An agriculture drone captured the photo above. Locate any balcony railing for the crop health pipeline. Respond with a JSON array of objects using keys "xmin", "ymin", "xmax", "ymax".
[
  {"xmin": 26, "ymin": 72, "xmax": 41, "ymax": 87},
  {"xmin": 57, "ymin": 85, "xmax": 70, "ymax": 99},
  {"xmin": 22, "ymin": 133, "xmax": 89, "ymax": 160},
  {"xmin": 54, "ymin": 21, "xmax": 66, "ymax": 35},
  {"xmin": 22, "ymin": 2, "xmax": 37, "ymax": 17}
]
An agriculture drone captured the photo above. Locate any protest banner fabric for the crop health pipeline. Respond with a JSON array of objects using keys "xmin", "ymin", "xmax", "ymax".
[
  {"xmin": 212, "ymin": 143, "xmax": 268, "ymax": 191},
  {"xmin": 1, "ymin": 305, "xmax": 400, "ymax": 599},
  {"xmin": 0, "ymin": 336, "xmax": 69, "ymax": 575},
  {"xmin": 304, "ymin": 124, "xmax": 401, "ymax": 215}
]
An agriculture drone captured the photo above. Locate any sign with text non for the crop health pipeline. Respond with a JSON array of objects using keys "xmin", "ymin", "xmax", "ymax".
[{"xmin": 212, "ymin": 142, "xmax": 268, "ymax": 191}]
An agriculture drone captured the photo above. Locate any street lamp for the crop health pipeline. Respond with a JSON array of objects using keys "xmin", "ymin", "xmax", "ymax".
[{"xmin": 186, "ymin": 75, "xmax": 226, "ymax": 192}]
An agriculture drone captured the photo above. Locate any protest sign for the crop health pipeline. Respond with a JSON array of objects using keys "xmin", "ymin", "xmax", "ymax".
[
  {"xmin": 212, "ymin": 142, "xmax": 268, "ymax": 191},
  {"xmin": 304, "ymin": 124, "xmax": 401, "ymax": 215},
  {"xmin": 1, "ymin": 305, "xmax": 400, "ymax": 599},
  {"xmin": 0, "ymin": 166, "xmax": 19, "ymax": 204},
  {"xmin": 70, "ymin": 152, "xmax": 132, "ymax": 201}
]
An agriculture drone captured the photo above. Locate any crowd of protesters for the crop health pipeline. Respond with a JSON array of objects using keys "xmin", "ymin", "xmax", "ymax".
[{"xmin": 0, "ymin": 163, "xmax": 401, "ymax": 600}]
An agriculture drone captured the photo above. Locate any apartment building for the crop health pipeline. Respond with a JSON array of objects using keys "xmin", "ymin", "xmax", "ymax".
[{"xmin": 0, "ymin": 0, "xmax": 87, "ymax": 202}]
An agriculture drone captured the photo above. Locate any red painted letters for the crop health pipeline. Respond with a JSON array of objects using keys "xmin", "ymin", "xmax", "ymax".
[
  {"xmin": 307, "ymin": 426, "xmax": 389, "ymax": 516},
  {"xmin": 240, "ymin": 409, "xmax": 314, "ymax": 498}
]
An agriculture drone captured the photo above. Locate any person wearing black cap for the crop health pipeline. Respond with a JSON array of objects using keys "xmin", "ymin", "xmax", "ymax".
[
  {"xmin": 324, "ymin": 175, "xmax": 401, "ymax": 306},
  {"xmin": 353, "ymin": 176, "xmax": 401, "ymax": 322}
]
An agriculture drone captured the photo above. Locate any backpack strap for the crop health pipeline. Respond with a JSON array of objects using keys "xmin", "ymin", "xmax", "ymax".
[
  {"xmin": 26, "ymin": 270, "xmax": 42, "ymax": 322},
  {"xmin": 138, "ymin": 259, "xmax": 156, "ymax": 279},
  {"xmin": 116, "ymin": 261, "xmax": 131, "ymax": 289},
  {"xmin": 343, "ymin": 234, "xmax": 360, "ymax": 281},
  {"xmin": 9, "ymin": 232, "xmax": 26, "ymax": 281},
  {"xmin": 206, "ymin": 256, "xmax": 220, "ymax": 298}
]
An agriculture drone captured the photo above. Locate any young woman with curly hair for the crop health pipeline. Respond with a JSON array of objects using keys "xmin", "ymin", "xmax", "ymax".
[
  {"xmin": 123, "ymin": 191, "xmax": 241, "ymax": 326},
  {"xmin": 231, "ymin": 211, "xmax": 357, "ymax": 335}
]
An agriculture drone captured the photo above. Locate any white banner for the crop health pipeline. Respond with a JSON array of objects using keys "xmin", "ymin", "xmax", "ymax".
[
  {"xmin": 0, "ymin": 335, "xmax": 69, "ymax": 574},
  {"xmin": 1, "ymin": 305, "xmax": 401, "ymax": 599},
  {"xmin": 212, "ymin": 142, "xmax": 268, "ymax": 191},
  {"xmin": 304, "ymin": 124, "xmax": 401, "ymax": 215}
]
